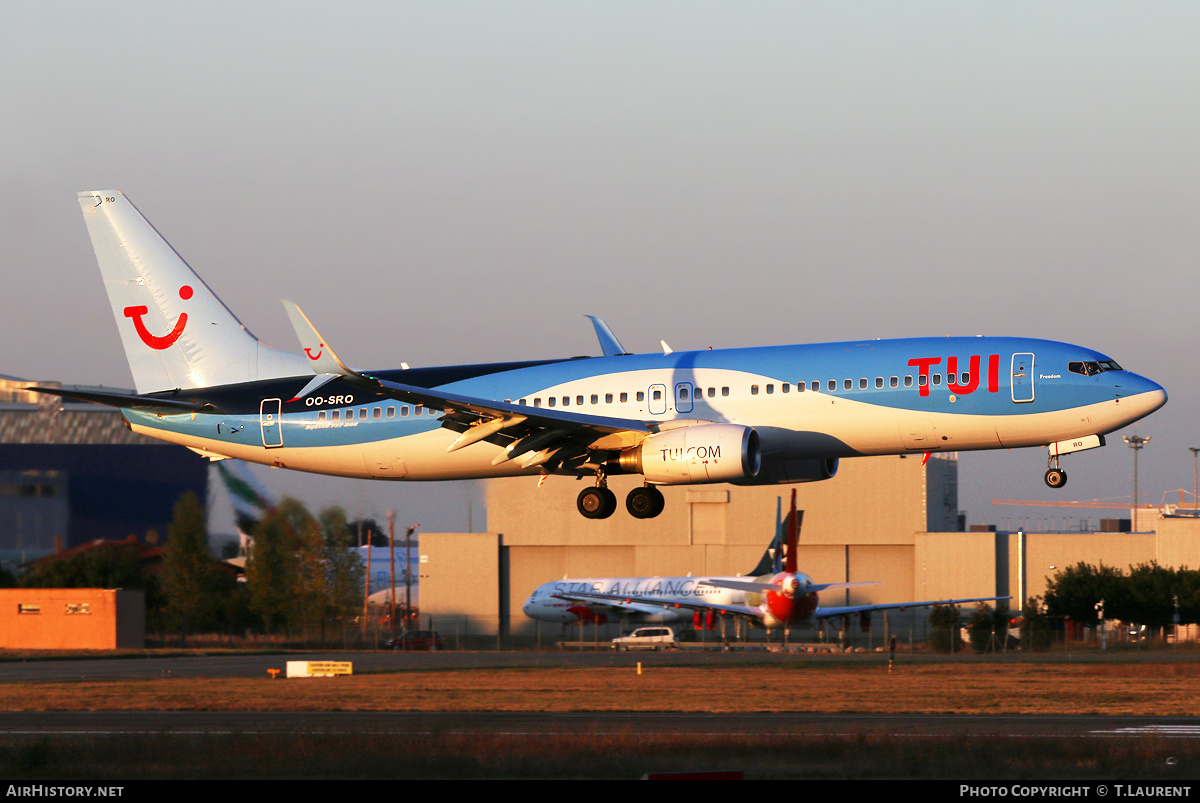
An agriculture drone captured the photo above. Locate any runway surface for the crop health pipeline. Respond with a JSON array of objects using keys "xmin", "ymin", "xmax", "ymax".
[
  {"xmin": 0, "ymin": 705, "xmax": 1195, "ymax": 739},
  {"xmin": 3, "ymin": 647, "xmax": 1196, "ymax": 683},
  {"xmin": 0, "ymin": 710, "xmax": 1198, "ymax": 740},
  {"xmin": 2, "ymin": 651, "xmax": 1197, "ymax": 743}
]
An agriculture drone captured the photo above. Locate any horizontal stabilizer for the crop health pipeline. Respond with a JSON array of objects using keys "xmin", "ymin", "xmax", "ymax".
[{"xmin": 29, "ymin": 385, "xmax": 214, "ymax": 414}]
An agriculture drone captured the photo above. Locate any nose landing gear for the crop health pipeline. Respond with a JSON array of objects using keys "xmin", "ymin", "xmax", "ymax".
[
  {"xmin": 1044, "ymin": 467, "xmax": 1068, "ymax": 488},
  {"xmin": 1044, "ymin": 454, "xmax": 1068, "ymax": 489}
]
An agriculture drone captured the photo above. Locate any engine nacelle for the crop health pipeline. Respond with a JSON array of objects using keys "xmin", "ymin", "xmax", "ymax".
[
  {"xmin": 785, "ymin": 457, "xmax": 839, "ymax": 483},
  {"xmin": 618, "ymin": 424, "xmax": 761, "ymax": 485},
  {"xmin": 746, "ymin": 455, "xmax": 839, "ymax": 485}
]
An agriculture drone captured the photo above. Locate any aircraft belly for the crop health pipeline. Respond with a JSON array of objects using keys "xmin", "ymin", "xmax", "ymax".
[
  {"xmin": 130, "ymin": 422, "xmax": 535, "ymax": 481},
  {"xmin": 990, "ymin": 398, "xmax": 1114, "ymax": 448},
  {"xmin": 773, "ymin": 396, "xmax": 1132, "ymax": 456}
]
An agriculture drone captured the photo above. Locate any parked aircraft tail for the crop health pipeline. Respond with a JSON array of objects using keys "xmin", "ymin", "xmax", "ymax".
[
  {"xmin": 747, "ymin": 491, "xmax": 802, "ymax": 577},
  {"xmin": 77, "ymin": 190, "xmax": 310, "ymax": 393}
]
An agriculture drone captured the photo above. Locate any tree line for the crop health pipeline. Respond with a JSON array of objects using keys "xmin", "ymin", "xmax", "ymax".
[
  {"xmin": 18, "ymin": 493, "xmax": 367, "ymax": 642},
  {"xmin": 1043, "ymin": 561, "xmax": 1200, "ymax": 636}
]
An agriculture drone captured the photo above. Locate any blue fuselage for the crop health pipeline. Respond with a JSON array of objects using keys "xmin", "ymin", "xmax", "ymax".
[{"xmin": 122, "ymin": 335, "xmax": 1166, "ymax": 482}]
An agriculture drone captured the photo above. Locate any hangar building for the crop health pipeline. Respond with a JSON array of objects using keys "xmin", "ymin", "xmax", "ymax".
[
  {"xmin": 0, "ymin": 376, "xmax": 208, "ymax": 569},
  {"xmin": 419, "ymin": 453, "xmax": 1200, "ymax": 642}
]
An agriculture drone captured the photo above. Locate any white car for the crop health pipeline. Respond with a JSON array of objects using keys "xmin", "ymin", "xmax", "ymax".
[{"xmin": 612, "ymin": 627, "xmax": 680, "ymax": 651}]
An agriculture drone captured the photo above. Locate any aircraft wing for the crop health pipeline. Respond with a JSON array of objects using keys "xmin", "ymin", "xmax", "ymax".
[
  {"xmin": 554, "ymin": 591, "xmax": 759, "ymax": 620},
  {"xmin": 814, "ymin": 596, "xmax": 1011, "ymax": 620},
  {"xmin": 283, "ymin": 301, "xmax": 656, "ymax": 471}
]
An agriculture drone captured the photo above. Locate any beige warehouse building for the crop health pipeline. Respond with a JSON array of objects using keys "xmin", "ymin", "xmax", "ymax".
[{"xmin": 418, "ymin": 453, "xmax": 1200, "ymax": 640}]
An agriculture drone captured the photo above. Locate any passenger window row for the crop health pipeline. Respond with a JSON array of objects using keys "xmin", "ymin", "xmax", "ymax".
[
  {"xmin": 486, "ymin": 370, "xmax": 974, "ymax": 412},
  {"xmin": 316, "ymin": 405, "xmax": 430, "ymax": 422},
  {"xmin": 789, "ymin": 373, "xmax": 970, "ymax": 393},
  {"xmin": 310, "ymin": 368, "xmax": 977, "ymax": 423},
  {"xmin": 513, "ymin": 387, "xmax": 735, "ymax": 408}
]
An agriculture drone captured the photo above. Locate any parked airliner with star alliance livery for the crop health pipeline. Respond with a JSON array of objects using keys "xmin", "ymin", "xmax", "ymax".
[
  {"xmin": 524, "ymin": 500, "xmax": 1007, "ymax": 630},
  {"xmin": 35, "ymin": 190, "xmax": 1167, "ymax": 520}
]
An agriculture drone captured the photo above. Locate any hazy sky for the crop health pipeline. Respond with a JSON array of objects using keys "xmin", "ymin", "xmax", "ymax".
[{"xmin": 3, "ymin": 3, "xmax": 1198, "ymax": 535}]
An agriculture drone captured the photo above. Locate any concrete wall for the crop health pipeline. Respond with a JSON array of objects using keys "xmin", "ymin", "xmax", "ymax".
[
  {"xmin": 0, "ymin": 588, "xmax": 144, "ymax": 649},
  {"xmin": 1155, "ymin": 517, "xmax": 1200, "ymax": 569},
  {"xmin": 419, "ymin": 533, "xmax": 505, "ymax": 637},
  {"xmin": 488, "ymin": 454, "xmax": 953, "ymax": 549}
]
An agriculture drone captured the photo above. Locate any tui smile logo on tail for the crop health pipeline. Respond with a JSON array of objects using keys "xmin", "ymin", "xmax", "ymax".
[{"xmin": 124, "ymin": 285, "xmax": 192, "ymax": 350}]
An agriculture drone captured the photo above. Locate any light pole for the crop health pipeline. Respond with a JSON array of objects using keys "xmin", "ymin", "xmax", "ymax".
[
  {"xmin": 1124, "ymin": 435, "xmax": 1151, "ymax": 530},
  {"xmin": 1190, "ymin": 447, "xmax": 1199, "ymax": 514}
]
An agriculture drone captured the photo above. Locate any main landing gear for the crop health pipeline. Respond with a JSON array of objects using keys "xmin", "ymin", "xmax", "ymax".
[
  {"xmin": 1044, "ymin": 454, "xmax": 1068, "ymax": 489},
  {"xmin": 577, "ymin": 484, "xmax": 617, "ymax": 519},
  {"xmin": 576, "ymin": 476, "xmax": 665, "ymax": 520},
  {"xmin": 626, "ymin": 485, "xmax": 665, "ymax": 519}
]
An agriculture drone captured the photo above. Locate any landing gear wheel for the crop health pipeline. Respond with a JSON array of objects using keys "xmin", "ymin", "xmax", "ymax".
[
  {"xmin": 1044, "ymin": 468, "xmax": 1068, "ymax": 489},
  {"xmin": 577, "ymin": 486, "xmax": 617, "ymax": 519},
  {"xmin": 626, "ymin": 486, "xmax": 665, "ymax": 519}
]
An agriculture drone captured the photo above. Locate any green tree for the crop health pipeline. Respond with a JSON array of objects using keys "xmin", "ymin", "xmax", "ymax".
[
  {"xmin": 20, "ymin": 542, "xmax": 153, "ymax": 593},
  {"xmin": 928, "ymin": 604, "xmax": 963, "ymax": 653},
  {"xmin": 1121, "ymin": 562, "xmax": 1177, "ymax": 637},
  {"xmin": 246, "ymin": 498, "xmax": 311, "ymax": 634},
  {"xmin": 1173, "ymin": 568, "xmax": 1200, "ymax": 626},
  {"xmin": 1043, "ymin": 562, "xmax": 1126, "ymax": 627},
  {"xmin": 967, "ymin": 603, "xmax": 1013, "ymax": 653},
  {"xmin": 245, "ymin": 499, "xmax": 365, "ymax": 640},
  {"xmin": 318, "ymin": 507, "xmax": 365, "ymax": 633},
  {"xmin": 1020, "ymin": 597, "xmax": 1054, "ymax": 652},
  {"xmin": 160, "ymin": 492, "xmax": 235, "ymax": 641}
]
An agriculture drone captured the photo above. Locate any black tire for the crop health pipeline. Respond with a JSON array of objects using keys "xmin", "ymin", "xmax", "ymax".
[
  {"xmin": 577, "ymin": 487, "xmax": 617, "ymax": 519},
  {"xmin": 626, "ymin": 486, "xmax": 665, "ymax": 519},
  {"xmin": 1044, "ymin": 468, "xmax": 1068, "ymax": 489}
]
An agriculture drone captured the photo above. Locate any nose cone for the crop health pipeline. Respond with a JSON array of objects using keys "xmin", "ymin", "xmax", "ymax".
[{"xmin": 1119, "ymin": 373, "xmax": 1167, "ymax": 423}]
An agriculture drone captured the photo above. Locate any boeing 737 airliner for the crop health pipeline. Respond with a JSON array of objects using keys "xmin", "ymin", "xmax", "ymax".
[
  {"xmin": 524, "ymin": 499, "xmax": 1007, "ymax": 629},
  {"xmin": 35, "ymin": 190, "xmax": 1167, "ymax": 520}
]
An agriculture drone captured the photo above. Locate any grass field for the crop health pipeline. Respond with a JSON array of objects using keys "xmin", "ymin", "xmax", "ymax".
[
  {"xmin": 2, "ymin": 655, "xmax": 1199, "ymax": 779},
  {"xmin": 3, "ymin": 660, "xmax": 1200, "ymax": 716}
]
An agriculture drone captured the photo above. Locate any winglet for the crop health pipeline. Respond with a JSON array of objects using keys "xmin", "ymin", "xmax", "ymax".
[
  {"xmin": 282, "ymin": 300, "xmax": 354, "ymax": 376},
  {"xmin": 585, "ymin": 316, "xmax": 628, "ymax": 357}
]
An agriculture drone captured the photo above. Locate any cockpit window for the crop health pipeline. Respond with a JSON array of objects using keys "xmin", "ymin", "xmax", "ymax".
[{"xmin": 1068, "ymin": 360, "xmax": 1122, "ymax": 376}]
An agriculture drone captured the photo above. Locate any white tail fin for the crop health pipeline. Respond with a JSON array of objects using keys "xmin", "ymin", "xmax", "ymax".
[{"xmin": 78, "ymin": 190, "xmax": 311, "ymax": 393}]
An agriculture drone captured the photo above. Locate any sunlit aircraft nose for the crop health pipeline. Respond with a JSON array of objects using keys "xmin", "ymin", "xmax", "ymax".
[{"xmin": 1118, "ymin": 374, "xmax": 1167, "ymax": 422}]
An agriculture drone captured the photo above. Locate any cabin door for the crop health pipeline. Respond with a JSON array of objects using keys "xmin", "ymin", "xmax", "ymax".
[{"xmin": 260, "ymin": 398, "xmax": 283, "ymax": 447}]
